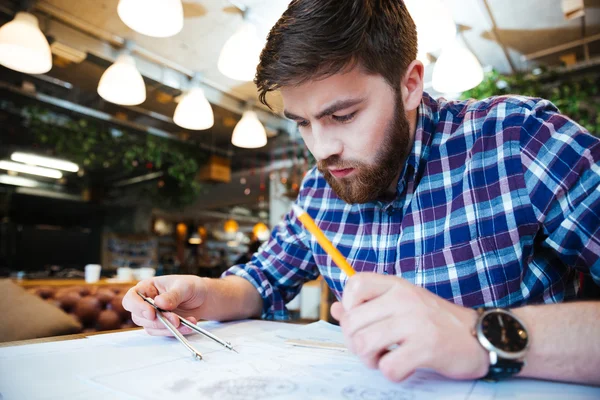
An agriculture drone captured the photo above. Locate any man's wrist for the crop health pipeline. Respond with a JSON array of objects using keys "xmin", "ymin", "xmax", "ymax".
[{"xmin": 467, "ymin": 308, "xmax": 491, "ymax": 379}]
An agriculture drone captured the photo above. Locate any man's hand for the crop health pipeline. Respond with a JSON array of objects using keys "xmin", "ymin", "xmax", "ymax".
[
  {"xmin": 123, "ymin": 275, "xmax": 206, "ymax": 336},
  {"xmin": 331, "ymin": 272, "xmax": 489, "ymax": 382}
]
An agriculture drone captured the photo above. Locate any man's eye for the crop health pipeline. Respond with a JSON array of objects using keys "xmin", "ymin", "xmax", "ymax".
[
  {"xmin": 332, "ymin": 112, "xmax": 357, "ymax": 123},
  {"xmin": 298, "ymin": 120, "xmax": 310, "ymax": 128}
]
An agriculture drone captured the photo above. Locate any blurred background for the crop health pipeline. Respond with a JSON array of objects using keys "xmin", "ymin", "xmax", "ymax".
[{"xmin": 0, "ymin": 0, "xmax": 598, "ymax": 331}]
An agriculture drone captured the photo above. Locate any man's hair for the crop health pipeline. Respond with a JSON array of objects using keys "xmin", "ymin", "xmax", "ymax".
[{"xmin": 255, "ymin": 0, "xmax": 418, "ymax": 109}]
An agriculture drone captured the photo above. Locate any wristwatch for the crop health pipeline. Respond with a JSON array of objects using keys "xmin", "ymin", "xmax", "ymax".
[{"xmin": 473, "ymin": 307, "xmax": 530, "ymax": 381}]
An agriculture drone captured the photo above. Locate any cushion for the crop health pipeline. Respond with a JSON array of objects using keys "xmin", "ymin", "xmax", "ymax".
[{"xmin": 0, "ymin": 279, "xmax": 82, "ymax": 342}]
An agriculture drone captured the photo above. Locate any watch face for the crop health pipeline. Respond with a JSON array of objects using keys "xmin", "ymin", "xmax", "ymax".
[{"xmin": 481, "ymin": 312, "xmax": 528, "ymax": 353}]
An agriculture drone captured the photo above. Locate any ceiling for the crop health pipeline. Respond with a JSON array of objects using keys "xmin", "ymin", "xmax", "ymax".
[
  {"xmin": 1, "ymin": 0, "xmax": 598, "ymax": 149},
  {"xmin": 0, "ymin": 0, "xmax": 599, "ymax": 219},
  {"xmin": 29, "ymin": 0, "xmax": 600, "ymax": 92}
]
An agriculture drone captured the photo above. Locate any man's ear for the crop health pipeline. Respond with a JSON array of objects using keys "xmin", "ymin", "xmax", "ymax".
[{"xmin": 400, "ymin": 60, "xmax": 424, "ymax": 112}]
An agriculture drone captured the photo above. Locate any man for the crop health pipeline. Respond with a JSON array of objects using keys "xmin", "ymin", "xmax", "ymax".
[{"xmin": 123, "ymin": 0, "xmax": 600, "ymax": 385}]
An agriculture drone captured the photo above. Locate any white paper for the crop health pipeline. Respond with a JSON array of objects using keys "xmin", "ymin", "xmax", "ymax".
[
  {"xmin": 89, "ymin": 333, "xmax": 474, "ymax": 400},
  {"xmin": 1, "ymin": 320, "xmax": 599, "ymax": 400}
]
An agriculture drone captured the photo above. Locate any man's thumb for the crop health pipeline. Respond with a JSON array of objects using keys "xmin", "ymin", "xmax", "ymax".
[{"xmin": 154, "ymin": 291, "xmax": 180, "ymax": 310}]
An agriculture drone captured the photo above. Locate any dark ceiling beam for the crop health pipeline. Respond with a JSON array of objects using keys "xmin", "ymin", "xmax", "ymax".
[
  {"xmin": 480, "ymin": 0, "xmax": 517, "ymax": 73},
  {"xmin": 0, "ymin": 82, "xmax": 234, "ymax": 157},
  {"xmin": 522, "ymin": 32, "xmax": 600, "ymax": 60}
]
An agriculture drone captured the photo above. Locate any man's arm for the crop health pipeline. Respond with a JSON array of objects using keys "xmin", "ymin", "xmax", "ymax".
[
  {"xmin": 332, "ymin": 273, "xmax": 600, "ymax": 386},
  {"xmin": 514, "ymin": 302, "xmax": 600, "ymax": 385},
  {"xmin": 519, "ymin": 99, "xmax": 600, "ymax": 287},
  {"xmin": 195, "ymin": 275, "xmax": 264, "ymax": 321},
  {"xmin": 222, "ymin": 168, "xmax": 322, "ymax": 320},
  {"xmin": 508, "ymin": 100, "xmax": 600, "ymax": 384}
]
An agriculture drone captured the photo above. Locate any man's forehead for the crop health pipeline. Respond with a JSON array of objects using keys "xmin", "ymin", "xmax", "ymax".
[{"xmin": 281, "ymin": 72, "xmax": 373, "ymax": 116}]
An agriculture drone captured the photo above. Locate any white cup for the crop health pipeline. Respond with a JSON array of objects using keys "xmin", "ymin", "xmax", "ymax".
[
  {"xmin": 116, "ymin": 267, "xmax": 133, "ymax": 281},
  {"xmin": 85, "ymin": 264, "xmax": 102, "ymax": 283},
  {"xmin": 137, "ymin": 267, "xmax": 156, "ymax": 280}
]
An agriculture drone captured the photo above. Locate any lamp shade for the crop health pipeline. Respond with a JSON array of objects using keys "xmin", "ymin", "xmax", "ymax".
[
  {"xmin": 252, "ymin": 222, "xmax": 270, "ymax": 241},
  {"xmin": 97, "ymin": 54, "xmax": 146, "ymax": 105},
  {"xmin": 0, "ymin": 12, "xmax": 52, "ymax": 74},
  {"xmin": 231, "ymin": 110, "xmax": 267, "ymax": 149},
  {"xmin": 224, "ymin": 219, "xmax": 239, "ymax": 234},
  {"xmin": 176, "ymin": 223, "xmax": 188, "ymax": 239},
  {"xmin": 404, "ymin": 0, "xmax": 456, "ymax": 53},
  {"xmin": 173, "ymin": 87, "xmax": 214, "ymax": 130},
  {"xmin": 117, "ymin": 0, "xmax": 183, "ymax": 38},
  {"xmin": 188, "ymin": 233, "xmax": 202, "ymax": 245},
  {"xmin": 217, "ymin": 21, "xmax": 263, "ymax": 81},
  {"xmin": 432, "ymin": 43, "xmax": 484, "ymax": 94}
]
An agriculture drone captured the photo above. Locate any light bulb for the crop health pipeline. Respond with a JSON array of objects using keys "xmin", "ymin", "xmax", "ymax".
[
  {"xmin": 97, "ymin": 54, "xmax": 146, "ymax": 105},
  {"xmin": 0, "ymin": 160, "xmax": 62, "ymax": 179},
  {"xmin": 224, "ymin": 219, "xmax": 239, "ymax": 233},
  {"xmin": 0, "ymin": 12, "xmax": 52, "ymax": 74},
  {"xmin": 217, "ymin": 22, "xmax": 263, "ymax": 81},
  {"xmin": 252, "ymin": 222, "xmax": 270, "ymax": 241},
  {"xmin": 173, "ymin": 87, "xmax": 214, "ymax": 130},
  {"xmin": 188, "ymin": 233, "xmax": 202, "ymax": 244},
  {"xmin": 11, "ymin": 152, "xmax": 79, "ymax": 172},
  {"xmin": 404, "ymin": 0, "xmax": 456, "ymax": 53},
  {"xmin": 432, "ymin": 42, "xmax": 484, "ymax": 94},
  {"xmin": 118, "ymin": 0, "xmax": 183, "ymax": 38},
  {"xmin": 0, "ymin": 174, "xmax": 39, "ymax": 187},
  {"xmin": 231, "ymin": 110, "xmax": 267, "ymax": 149}
]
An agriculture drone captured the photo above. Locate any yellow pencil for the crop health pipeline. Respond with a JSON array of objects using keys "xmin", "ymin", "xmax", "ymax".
[{"xmin": 292, "ymin": 204, "xmax": 356, "ymax": 277}]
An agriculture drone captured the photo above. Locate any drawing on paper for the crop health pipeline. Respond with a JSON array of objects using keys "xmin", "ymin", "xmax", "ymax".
[
  {"xmin": 341, "ymin": 385, "xmax": 414, "ymax": 400},
  {"xmin": 166, "ymin": 377, "xmax": 195, "ymax": 393},
  {"xmin": 200, "ymin": 377, "xmax": 297, "ymax": 400}
]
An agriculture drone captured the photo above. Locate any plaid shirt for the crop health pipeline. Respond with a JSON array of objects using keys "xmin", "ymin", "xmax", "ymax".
[{"xmin": 224, "ymin": 93, "xmax": 600, "ymax": 320}]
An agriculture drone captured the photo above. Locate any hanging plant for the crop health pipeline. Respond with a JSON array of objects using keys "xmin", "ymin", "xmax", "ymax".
[
  {"xmin": 21, "ymin": 105, "xmax": 205, "ymax": 209},
  {"xmin": 462, "ymin": 68, "xmax": 600, "ymax": 135}
]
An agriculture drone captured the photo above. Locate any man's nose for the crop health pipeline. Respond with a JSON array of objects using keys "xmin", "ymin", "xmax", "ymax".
[{"xmin": 311, "ymin": 126, "xmax": 343, "ymax": 161}]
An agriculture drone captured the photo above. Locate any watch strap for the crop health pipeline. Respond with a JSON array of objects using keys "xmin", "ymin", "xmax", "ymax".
[{"xmin": 483, "ymin": 359, "xmax": 524, "ymax": 382}]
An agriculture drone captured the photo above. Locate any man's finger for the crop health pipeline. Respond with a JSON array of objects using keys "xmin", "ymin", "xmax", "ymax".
[
  {"xmin": 330, "ymin": 301, "xmax": 345, "ymax": 321},
  {"xmin": 132, "ymin": 313, "xmax": 167, "ymax": 330},
  {"xmin": 342, "ymin": 272, "xmax": 402, "ymax": 310},
  {"xmin": 377, "ymin": 341, "xmax": 428, "ymax": 382},
  {"xmin": 346, "ymin": 315, "xmax": 412, "ymax": 363},
  {"xmin": 122, "ymin": 281, "xmax": 159, "ymax": 320},
  {"xmin": 153, "ymin": 278, "xmax": 192, "ymax": 310},
  {"xmin": 144, "ymin": 324, "xmax": 195, "ymax": 337},
  {"xmin": 339, "ymin": 291, "xmax": 395, "ymax": 337}
]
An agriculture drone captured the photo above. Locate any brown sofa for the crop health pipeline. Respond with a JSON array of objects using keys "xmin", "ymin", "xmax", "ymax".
[
  {"xmin": 28, "ymin": 284, "xmax": 136, "ymax": 333},
  {"xmin": 0, "ymin": 279, "xmax": 135, "ymax": 342}
]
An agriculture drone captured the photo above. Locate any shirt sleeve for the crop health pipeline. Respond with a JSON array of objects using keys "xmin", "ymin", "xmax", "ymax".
[
  {"xmin": 520, "ymin": 99, "xmax": 600, "ymax": 286},
  {"xmin": 222, "ymin": 170, "xmax": 320, "ymax": 320}
]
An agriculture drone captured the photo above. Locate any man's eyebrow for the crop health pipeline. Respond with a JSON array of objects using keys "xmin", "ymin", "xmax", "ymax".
[
  {"xmin": 283, "ymin": 97, "xmax": 365, "ymax": 122},
  {"xmin": 283, "ymin": 110, "xmax": 303, "ymax": 120}
]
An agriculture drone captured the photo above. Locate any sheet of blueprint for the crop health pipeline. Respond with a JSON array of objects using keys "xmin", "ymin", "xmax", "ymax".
[
  {"xmin": 2, "ymin": 320, "xmax": 599, "ymax": 400},
  {"xmin": 87, "ymin": 325, "xmax": 475, "ymax": 400}
]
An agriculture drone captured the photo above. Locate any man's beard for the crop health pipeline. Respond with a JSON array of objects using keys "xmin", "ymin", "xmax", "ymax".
[{"xmin": 317, "ymin": 94, "xmax": 411, "ymax": 204}]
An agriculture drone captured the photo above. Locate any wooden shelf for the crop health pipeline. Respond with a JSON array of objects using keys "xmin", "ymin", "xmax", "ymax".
[{"xmin": 13, "ymin": 279, "xmax": 138, "ymax": 288}]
